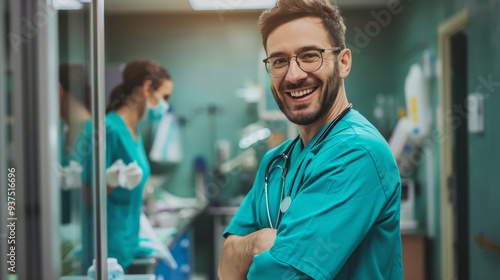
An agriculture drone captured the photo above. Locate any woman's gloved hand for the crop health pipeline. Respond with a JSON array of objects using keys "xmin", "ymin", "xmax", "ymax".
[
  {"xmin": 56, "ymin": 161, "xmax": 83, "ymax": 190},
  {"xmin": 65, "ymin": 160, "xmax": 83, "ymax": 189},
  {"xmin": 54, "ymin": 162, "xmax": 67, "ymax": 182},
  {"xmin": 106, "ymin": 159, "xmax": 143, "ymax": 190},
  {"xmin": 120, "ymin": 161, "xmax": 143, "ymax": 190},
  {"xmin": 106, "ymin": 159, "xmax": 125, "ymax": 188}
]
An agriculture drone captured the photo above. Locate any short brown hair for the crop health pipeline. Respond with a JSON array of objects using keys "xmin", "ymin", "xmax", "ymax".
[{"xmin": 258, "ymin": 0, "xmax": 346, "ymax": 50}]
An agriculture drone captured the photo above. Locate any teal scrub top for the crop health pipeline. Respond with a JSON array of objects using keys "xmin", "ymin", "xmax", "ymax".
[
  {"xmin": 223, "ymin": 110, "xmax": 403, "ymax": 280},
  {"xmin": 105, "ymin": 112, "xmax": 151, "ymax": 268}
]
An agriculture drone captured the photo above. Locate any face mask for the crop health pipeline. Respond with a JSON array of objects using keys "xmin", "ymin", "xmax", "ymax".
[{"xmin": 142, "ymin": 93, "xmax": 169, "ymax": 122}]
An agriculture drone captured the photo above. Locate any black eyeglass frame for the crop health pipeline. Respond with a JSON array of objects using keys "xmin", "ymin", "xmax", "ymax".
[{"xmin": 263, "ymin": 47, "xmax": 343, "ymax": 78}]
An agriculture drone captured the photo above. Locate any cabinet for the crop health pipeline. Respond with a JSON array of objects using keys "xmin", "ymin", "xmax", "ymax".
[{"xmin": 401, "ymin": 230, "xmax": 426, "ymax": 280}]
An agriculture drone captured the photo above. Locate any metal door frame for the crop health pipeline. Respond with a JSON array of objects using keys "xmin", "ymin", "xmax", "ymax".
[{"xmin": 90, "ymin": 0, "xmax": 108, "ymax": 278}]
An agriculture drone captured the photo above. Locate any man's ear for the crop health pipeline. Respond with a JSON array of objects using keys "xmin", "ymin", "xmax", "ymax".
[{"xmin": 338, "ymin": 48, "xmax": 352, "ymax": 79}]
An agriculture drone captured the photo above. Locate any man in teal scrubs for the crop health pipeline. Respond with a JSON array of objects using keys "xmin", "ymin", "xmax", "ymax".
[{"xmin": 218, "ymin": 0, "xmax": 403, "ymax": 279}]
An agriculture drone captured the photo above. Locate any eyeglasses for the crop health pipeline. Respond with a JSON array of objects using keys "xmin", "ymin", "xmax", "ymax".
[{"xmin": 263, "ymin": 47, "xmax": 343, "ymax": 78}]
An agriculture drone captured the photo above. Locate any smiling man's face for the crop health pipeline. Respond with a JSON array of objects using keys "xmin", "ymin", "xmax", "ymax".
[{"xmin": 266, "ymin": 16, "xmax": 340, "ymax": 125}]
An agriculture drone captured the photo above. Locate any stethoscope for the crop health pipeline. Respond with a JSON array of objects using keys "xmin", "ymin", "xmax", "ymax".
[{"xmin": 264, "ymin": 103, "xmax": 353, "ymax": 229}]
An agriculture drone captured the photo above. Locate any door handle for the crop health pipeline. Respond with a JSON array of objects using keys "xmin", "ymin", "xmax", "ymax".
[{"xmin": 474, "ymin": 234, "xmax": 500, "ymax": 255}]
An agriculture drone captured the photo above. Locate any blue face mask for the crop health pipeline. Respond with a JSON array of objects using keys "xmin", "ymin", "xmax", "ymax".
[{"xmin": 143, "ymin": 93, "xmax": 169, "ymax": 122}]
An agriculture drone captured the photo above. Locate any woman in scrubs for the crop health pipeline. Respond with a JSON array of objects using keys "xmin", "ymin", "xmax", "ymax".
[{"xmin": 104, "ymin": 59, "xmax": 173, "ymax": 269}]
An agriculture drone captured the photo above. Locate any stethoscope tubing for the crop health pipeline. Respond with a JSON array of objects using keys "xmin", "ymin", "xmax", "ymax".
[{"xmin": 265, "ymin": 165, "xmax": 286, "ymax": 229}]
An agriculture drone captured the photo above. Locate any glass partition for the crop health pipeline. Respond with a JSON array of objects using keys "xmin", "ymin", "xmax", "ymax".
[{"xmin": 58, "ymin": 4, "xmax": 95, "ymax": 276}]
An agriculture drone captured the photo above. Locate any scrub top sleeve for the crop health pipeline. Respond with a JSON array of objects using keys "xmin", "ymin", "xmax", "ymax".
[{"xmin": 251, "ymin": 142, "xmax": 387, "ymax": 280}]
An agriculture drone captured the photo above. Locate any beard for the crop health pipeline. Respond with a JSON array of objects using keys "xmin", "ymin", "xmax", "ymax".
[{"xmin": 271, "ymin": 61, "xmax": 340, "ymax": 126}]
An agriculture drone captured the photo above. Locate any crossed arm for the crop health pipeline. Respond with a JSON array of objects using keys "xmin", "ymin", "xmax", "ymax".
[{"xmin": 218, "ymin": 228, "xmax": 277, "ymax": 280}]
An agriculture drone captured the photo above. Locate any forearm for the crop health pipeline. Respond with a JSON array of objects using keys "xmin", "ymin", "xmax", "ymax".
[
  {"xmin": 219, "ymin": 229, "xmax": 276, "ymax": 280},
  {"xmin": 107, "ymin": 185, "xmax": 114, "ymax": 195},
  {"xmin": 218, "ymin": 233, "xmax": 257, "ymax": 280}
]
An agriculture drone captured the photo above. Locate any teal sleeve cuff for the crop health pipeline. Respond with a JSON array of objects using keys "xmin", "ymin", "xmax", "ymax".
[
  {"xmin": 222, "ymin": 220, "xmax": 256, "ymax": 238},
  {"xmin": 108, "ymin": 187, "xmax": 132, "ymax": 204},
  {"xmin": 247, "ymin": 250, "xmax": 309, "ymax": 280}
]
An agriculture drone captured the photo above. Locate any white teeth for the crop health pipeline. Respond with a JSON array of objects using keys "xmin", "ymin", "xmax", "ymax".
[{"xmin": 290, "ymin": 88, "xmax": 314, "ymax": 97}]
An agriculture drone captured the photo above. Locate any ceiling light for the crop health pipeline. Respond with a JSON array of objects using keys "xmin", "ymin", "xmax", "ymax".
[
  {"xmin": 189, "ymin": 0, "xmax": 277, "ymax": 11},
  {"xmin": 53, "ymin": 0, "xmax": 83, "ymax": 10}
]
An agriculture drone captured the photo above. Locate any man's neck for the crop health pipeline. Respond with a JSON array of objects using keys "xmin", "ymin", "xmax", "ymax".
[{"xmin": 297, "ymin": 92, "xmax": 349, "ymax": 147}]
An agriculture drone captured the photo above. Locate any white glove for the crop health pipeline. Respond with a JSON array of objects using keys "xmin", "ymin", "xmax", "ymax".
[
  {"xmin": 106, "ymin": 160, "xmax": 143, "ymax": 190},
  {"xmin": 119, "ymin": 161, "xmax": 143, "ymax": 190},
  {"xmin": 54, "ymin": 163, "xmax": 68, "ymax": 189},
  {"xmin": 106, "ymin": 159, "xmax": 125, "ymax": 188},
  {"xmin": 64, "ymin": 160, "xmax": 83, "ymax": 189},
  {"xmin": 56, "ymin": 161, "xmax": 83, "ymax": 190}
]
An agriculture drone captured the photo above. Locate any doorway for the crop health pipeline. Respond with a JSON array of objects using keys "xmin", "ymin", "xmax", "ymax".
[{"xmin": 449, "ymin": 29, "xmax": 469, "ymax": 280}]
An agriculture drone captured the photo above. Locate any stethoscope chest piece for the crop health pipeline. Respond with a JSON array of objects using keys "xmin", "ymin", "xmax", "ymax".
[{"xmin": 280, "ymin": 196, "xmax": 291, "ymax": 213}]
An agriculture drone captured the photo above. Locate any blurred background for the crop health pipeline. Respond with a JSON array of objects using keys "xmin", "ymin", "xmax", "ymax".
[{"xmin": 1, "ymin": 0, "xmax": 499, "ymax": 279}]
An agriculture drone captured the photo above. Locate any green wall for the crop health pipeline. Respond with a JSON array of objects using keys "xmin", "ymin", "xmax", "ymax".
[
  {"xmin": 466, "ymin": 0, "xmax": 500, "ymax": 278},
  {"xmin": 343, "ymin": 8, "xmax": 403, "ymax": 137}
]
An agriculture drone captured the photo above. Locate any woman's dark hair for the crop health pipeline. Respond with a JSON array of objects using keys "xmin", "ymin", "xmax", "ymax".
[
  {"xmin": 106, "ymin": 60, "xmax": 171, "ymax": 113},
  {"xmin": 59, "ymin": 63, "xmax": 92, "ymax": 111}
]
